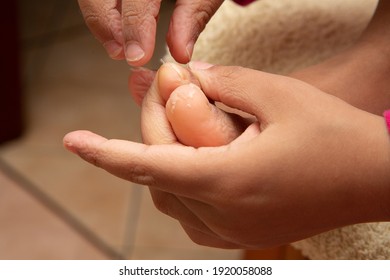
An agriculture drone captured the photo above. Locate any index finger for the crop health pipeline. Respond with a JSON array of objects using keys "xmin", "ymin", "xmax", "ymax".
[
  {"xmin": 121, "ymin": 0, "xmax": 162, "ymax": 66},
  {"xmin": 63, "ymin": 130, "xmax": 227, "ymax": 200},
  {"xmin": 78, "ymin": 0, "xmax": 124, "ymax": 59}
]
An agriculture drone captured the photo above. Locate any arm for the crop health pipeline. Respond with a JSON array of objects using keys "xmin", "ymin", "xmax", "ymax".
[{"xmin": 290, "ymin": 0, "xmax": 390, "ymax": 115}]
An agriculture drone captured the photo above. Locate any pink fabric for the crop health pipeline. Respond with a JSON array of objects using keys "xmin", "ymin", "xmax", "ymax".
[
  {"xmin": 384, "ymin": 110, "xmax": 390, "ymax": 134},
  {"xmin": 232, "ymin": 0, "xmax": 257, "ymax": 6}
]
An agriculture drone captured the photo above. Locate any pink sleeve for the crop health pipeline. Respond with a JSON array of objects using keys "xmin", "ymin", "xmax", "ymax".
[
  {"xmin": 232, "ymin": 0, "xmax": 257, "ymax": 6},
  {"xmin": 384, "ymin": 110, "xmax": 390, "ymax": 134}
]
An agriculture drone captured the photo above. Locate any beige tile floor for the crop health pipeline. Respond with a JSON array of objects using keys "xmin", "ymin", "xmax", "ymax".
[{"xmin": 0, "ymin": 0, "xmax": 242, "ymax": 259}]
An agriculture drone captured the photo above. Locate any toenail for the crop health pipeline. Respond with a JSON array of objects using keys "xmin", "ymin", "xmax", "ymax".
[{"xmin": 167, "ymin": 63, "xmax": 185, "ymax": 81}]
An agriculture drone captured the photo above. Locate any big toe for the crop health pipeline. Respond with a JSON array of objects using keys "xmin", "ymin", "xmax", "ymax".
[{"xmin": 166, "ymin": 83, "xmax": 244, "ymax": 148}]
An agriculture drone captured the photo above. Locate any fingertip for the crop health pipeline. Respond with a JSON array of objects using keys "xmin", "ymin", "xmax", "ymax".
[
  {"xmin": 121, "ymin": 0, "xmax": 160, "ymax": 66},
  {"xmin": 125, "ymin": 42, "xmax": 149, "ymax": 66},
  {"xmin": 63, "ymin": 130, "xmax": 84, "ymax": 154},
  {"xmin": 166, "ymin": 33, "xmax": 192, "ymax": 64},
  {"xmin": 63, "ymin": 132, "xmax": 77, "ymax": 154},
  {"xmin": 166, "ymin": 21, "xmax": 192, "ymax": 64},
  {"xmin": 63, "ymin": 130, "xmax": 107, "ymax": 155},
  {"xmin": 166, "ymin": 0, "xmax": 223, "ymax": 63}
]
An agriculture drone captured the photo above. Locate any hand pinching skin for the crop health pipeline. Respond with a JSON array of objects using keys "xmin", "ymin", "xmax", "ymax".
[{"xmin": 77, "ymin": 0, "xmax": 224, "ymax": 66}]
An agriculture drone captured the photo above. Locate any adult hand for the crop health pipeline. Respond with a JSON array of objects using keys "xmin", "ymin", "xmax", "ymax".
[
  {"xmin": 64, "ymin": 65, "xmax": 390, "ymax": 248},
  {"xmin": 77, "ymin": 0, "xmax": 224, "ymax": 66}
]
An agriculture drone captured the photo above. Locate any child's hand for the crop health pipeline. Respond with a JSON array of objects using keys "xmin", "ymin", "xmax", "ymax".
[{"xmin": 64, "ymin": 65, "xmax": 390, "ymax": 248}]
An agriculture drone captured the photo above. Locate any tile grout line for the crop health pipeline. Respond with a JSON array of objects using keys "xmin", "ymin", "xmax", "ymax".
[
  {"xmin": 0, "ymin": 156, "xmax": 125, "ymax": 259},
  {"xmin": 121, "ymin": 184, "xmax": 144, "ymax": 259}
]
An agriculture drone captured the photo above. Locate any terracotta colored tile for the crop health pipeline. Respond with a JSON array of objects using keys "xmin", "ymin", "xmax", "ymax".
[
  {"xmin": 131, "ymin": 191, "xmax": 242, "ymax": 260},
  {"xmin": 0, "ymin": 154, "xmax": 138, "ymax": 251},
  {"xmin": 0, "ymin": 169, "xmax": 108, "ymax": 259},
  {"xmin": 0, "ymin": 33, "xmax": 143, "ymax": 254},
  {"xmin": 0, "ymin": 71, "xmax": 142, "ymax": 252}
]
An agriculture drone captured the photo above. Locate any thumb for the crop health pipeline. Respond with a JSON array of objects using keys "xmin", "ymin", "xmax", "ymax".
[
  {"xmin": 78, "ymin": 0, "xmax": 124, "ymax": 60},
  {"xmin": 167, "ymin": 0, "xmax": 224, "ymax": 63},
  {"xmin": 121, "ymin": 0, "xmax": 162, "ymax": 66},
  {"xmin": 189, "ymin": 63, "xmax": 303, "ymax": 123}
]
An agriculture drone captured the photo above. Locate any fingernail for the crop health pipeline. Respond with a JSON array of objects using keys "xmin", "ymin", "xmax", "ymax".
[
  {"xmin": 125, "ymin": 42, "xmax": 145, "ymax": 63},
  {"xmin": 188, "ymin": 61, "xmax": 214, "ymax": 70},
  {"xmin": 103, "ymin": 40, "xmax": 123, "ymax": 59},
  {"xmin": 186, "ymin": 41, "xmax": 195, "ymax": 61}
]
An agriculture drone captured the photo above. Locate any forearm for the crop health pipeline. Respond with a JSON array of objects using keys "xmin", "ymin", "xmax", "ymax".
[{"xmin": 290, "ymin": 0, "xmax": 390, "ymax": 115}]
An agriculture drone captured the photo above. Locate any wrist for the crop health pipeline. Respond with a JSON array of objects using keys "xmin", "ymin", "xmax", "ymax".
[
  {"xmin": 363, "ymin": 114, "xmax": 390, "ymax": 222},
  {"xmin": 336, "ymin": 112, "xmax": 390, "ymax": 226}
]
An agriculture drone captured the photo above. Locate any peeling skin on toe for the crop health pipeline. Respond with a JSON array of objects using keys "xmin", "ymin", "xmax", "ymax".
[
  {"xmin": 166, "ymin": 84, "xmax": 239, "ymax": 147},
  {"xmin": 167, "ymin": 84, "xmax": 209, "ymax": 117},
  {"xmin": 169, "ymin": 98, "xmax": 177, "ymax": 113},
  {"xmin": 187, "ymin": 87, "xmax": 195, "ymax": 98}
]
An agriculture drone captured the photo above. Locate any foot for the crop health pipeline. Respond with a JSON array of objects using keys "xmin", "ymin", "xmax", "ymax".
[
  {"xmin": 130, "ymin": 63, "xmax": 248, "ymax": 147},
  {"xmin": 159, "ymin": 63, "xmax": 248, "ymax": 147}
]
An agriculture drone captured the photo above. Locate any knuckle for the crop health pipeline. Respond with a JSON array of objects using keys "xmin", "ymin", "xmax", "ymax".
[
  {"xmin": 207, "ymin": 65, "xmax": 246, "ymax": 95},
  {"xmin": 79, "ymin": 2, "xmax": 105, "ymax": 24},
  {"xmin": 192, "ymin": 6, "xmax": 214, "ymax": 34},
  {"xmin": 99, "ymin": 141, "xmax": 158, "ymax": 186},
  {"xmin": 78, "ymin": 147, "xmax": 102, "ymax": 169},
  {"xmin": 189, "ymin": 0, "xmax": 222, "ymax": 35},
  {"xmin": 122, "ymin": 9, "xmax": 142, "ymax": 24},
  {"xmin": 218, "ymin": 65, "xmax": 246, "ymax": 81},
  {"xmin": 121, "ymin": 2, "xmax": 159, "ymax": 27},
  {"xmin": 82, "ymin": 8, "xmax": 101, "ymax": 28},
  {"xmin": 79, "ymin": 2, "xmax": 120, "ymax": 41},
  {"xmin": 214, "ymin": 65, "xmax": 253, "ymax": 105},
  {"xmin": 126, "ymin": 163, "xmax": 157, "ymax": 186}
]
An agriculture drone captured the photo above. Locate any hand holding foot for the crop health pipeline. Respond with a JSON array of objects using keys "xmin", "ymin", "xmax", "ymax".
[{"xmin": 64, "ymin": 64, "xmax": 390, "ymax": 249}]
